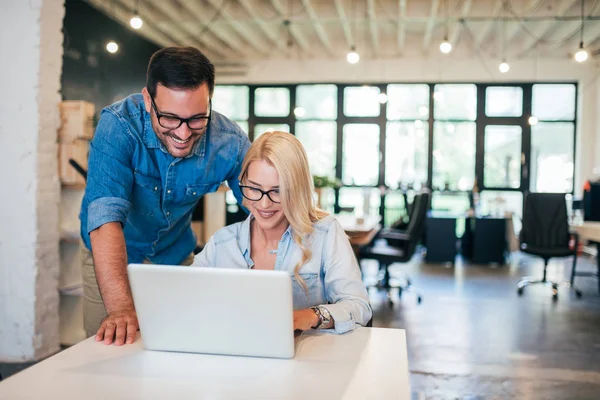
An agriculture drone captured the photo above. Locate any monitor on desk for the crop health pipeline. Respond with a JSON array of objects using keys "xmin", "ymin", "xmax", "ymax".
[
  {"xmin": 583, "ymin": 182, "xmax": 600, "ymax": 222},
  {"xmin": 128, "ymin": 264, "xmax": 295, "ymax": 359}
]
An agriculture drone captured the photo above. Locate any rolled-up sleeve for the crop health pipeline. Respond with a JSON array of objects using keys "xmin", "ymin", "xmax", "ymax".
[
  {"xmin": 85, "ymin": 111, "xmax": 135, "ymax": 234},
  {"xmin": 321, "ymin": 220, "xmax": 373, "ymax": 334}
]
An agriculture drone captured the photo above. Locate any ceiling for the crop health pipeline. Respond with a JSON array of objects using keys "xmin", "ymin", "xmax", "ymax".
[{"xmin": 87, "ymin": 0, "xmax": 600, "ymax": 65}]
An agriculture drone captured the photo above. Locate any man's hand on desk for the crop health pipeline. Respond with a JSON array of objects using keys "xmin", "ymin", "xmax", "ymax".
[
  {"xmin": 293, "ymin": 309, "xmax": 320, "ymax": 331},
  {"xmin": 96, "ymin": 309, "xmax": 138, "ymax": 345}
]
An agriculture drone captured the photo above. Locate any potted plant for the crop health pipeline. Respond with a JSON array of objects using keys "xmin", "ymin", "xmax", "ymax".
[{"xmin": 313, "ymin": 175, "xmax": 341, "ymax": 208}]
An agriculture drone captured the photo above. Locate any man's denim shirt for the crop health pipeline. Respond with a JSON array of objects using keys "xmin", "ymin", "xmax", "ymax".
[
  {"xmin": 192, "ymin": 214, "xmax": 373, "ymax": 334},
  {"xmin": 80, "ymin": 94, "xmax": 250, "ymax": 264}
]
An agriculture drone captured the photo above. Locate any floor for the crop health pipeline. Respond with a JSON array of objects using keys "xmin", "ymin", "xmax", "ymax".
[
  {"xmin": 363, "ymin": 252, "xmax": 600, "ymax": 400},
  {"xmin": 1, "ymin": 253, "xmax": 599, "ymax": 399}
]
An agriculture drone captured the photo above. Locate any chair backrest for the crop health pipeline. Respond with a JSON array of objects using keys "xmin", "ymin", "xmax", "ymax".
[
  {"xmin": 404, "ymin": 191, "xmax": 430, "ymax": 256},
  {"xmin": 521, "ymin": 192, "xmax": 570, "ymax": 249}
]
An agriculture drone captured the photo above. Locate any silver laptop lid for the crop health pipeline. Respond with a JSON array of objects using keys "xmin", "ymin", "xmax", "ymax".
[{"xmin": 128, "ymin": 264, "xmax": 295, "ymax": 359}]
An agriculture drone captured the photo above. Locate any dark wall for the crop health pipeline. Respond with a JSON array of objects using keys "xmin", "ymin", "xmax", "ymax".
[{"xmin": 61, "ymin": 0, "xmax": 160, "ymax": 116}]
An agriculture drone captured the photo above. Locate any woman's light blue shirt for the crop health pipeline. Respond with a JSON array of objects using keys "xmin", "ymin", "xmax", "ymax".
[{"xmin": 192, "ymin": 214, "xmax": 372, "ymax": 334}]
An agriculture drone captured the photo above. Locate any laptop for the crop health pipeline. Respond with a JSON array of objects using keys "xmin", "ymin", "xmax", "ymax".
[{"xmin": 127, "ymin": 264, "xmax": 295, "ymax": 359}]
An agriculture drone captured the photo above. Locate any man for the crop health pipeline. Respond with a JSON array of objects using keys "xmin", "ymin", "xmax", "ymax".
[{"xmin": 80, "ymin": 46, "xmax": 250, "ymax": 345}]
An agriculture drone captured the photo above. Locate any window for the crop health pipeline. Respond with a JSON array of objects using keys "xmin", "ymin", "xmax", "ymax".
[
  {"xmin": 296, "ymin": 85, "xmax": 337, "ymax": 119},
  {"xmin": 342, "ymin": 124, "xmax": 380, "ymax": 186},
  {"xmin": 434, "ymin": 84, "xmax": 477, "ymax": 121},
  {"xmin": 385, "ymin": 122, "xmax": 428, "ymax": 188},
  {"xmin": 530, "ymin": 123, "xmax": 574, "ymax": 193},
  {"xmin": 254, "ymin": 124, "xmax": 290, "ymax": 140},
  {"xmin": 432, "ymin": 122, "xmax": 476, "ymax": 191},
  {"xmin": 532, "ymin": 84, "xmax": 576, "ymax": 121},
  {"xmin": 387, "ymin": 84, "xmax": 430, "ymax": 120},
  {"xmin": 213, "ymin": 85, "xmax": 249, "ymax": 134},
  {"xmin": 295, "ymin": 121, "xmax": 337, "ymax": 177},
  {"xmin": 344, "ymin": 86, "xmax": 380, "ymax": 117},
  {"xmin": 254, "ymin": 87, "xmax": 290, "ymax": 117},
  {"xmin": 484, "ymin": 126, "xmax": 522, "ymax": 189},
  {"xmin": 485, "ymin": 87, "xmax": 523, "ymax": 117}
]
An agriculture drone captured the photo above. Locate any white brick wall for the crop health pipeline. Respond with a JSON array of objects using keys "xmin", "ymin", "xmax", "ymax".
[{"xmin": 0, "ymin": 0, "xmax": 65, "ymax": 362}]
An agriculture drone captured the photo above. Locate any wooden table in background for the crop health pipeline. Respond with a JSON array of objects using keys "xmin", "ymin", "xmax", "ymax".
[{"xmin": 335, "ymin": 214, "xmax": 381, "ymax": 249}]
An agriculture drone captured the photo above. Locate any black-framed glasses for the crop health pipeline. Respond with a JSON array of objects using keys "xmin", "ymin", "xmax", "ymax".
[
  {"xmin": 149, "ymin": 93, "xmax": 211, "ymax": 130},
  {"xmin": 240, "ymin": 185, "xmax": 281, "ymax": 203}
]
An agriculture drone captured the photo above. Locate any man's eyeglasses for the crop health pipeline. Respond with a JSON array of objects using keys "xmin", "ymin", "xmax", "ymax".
[
  {"xmin": 149, "ymin": 93, "xmax": 211, "ymax": 130},
  {"xmin": 240, "ymin": 185, "xmax": 281, "ymax": 203}
]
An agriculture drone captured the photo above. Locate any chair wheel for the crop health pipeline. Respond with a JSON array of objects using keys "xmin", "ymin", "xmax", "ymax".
[
  {"xmin": 517, "ymin": 288, "xmax": 524, "ymax": 296},
  {"xmin": 552, "ymin": 293, "xmax": 558, "ymax": 301},
  {"xmin": 417, "ymin": 296, "xmax": 422, "ymax": 304},
  {"xmin": 576, "ymin": 291, "xmax": 582, "ymax": 299}
]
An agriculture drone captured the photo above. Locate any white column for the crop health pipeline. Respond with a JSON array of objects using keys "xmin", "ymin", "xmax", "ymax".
[{"xmin": 0, "ymin": 0, "xmax": 65, "ymax": 362}]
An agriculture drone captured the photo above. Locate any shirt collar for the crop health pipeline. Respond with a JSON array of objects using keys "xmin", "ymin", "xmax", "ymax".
[{"xmin": 239, "ymin": 214, "xmax": 293, "ymax": 259}]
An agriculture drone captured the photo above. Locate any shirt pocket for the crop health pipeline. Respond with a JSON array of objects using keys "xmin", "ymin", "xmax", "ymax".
[
  {"xmin": 132, "ymin": 171, "xmax": 161, "ymax": 217},
  {"xmin": 291, "ymin": 272, "xmax": 320, "ymax": 309},
  {"xmin": 182, "ymin": 182, "xmax": 221, "ymax": 204}
]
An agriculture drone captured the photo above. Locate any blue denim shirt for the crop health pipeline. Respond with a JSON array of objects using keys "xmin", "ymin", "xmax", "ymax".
[
  {"xmin": 80, "ymin": 94, "xmax": 250, "ymax": 264},
  {"xmin": 192, "ymin": 214, "xmax": 372, "ymax": 334}
]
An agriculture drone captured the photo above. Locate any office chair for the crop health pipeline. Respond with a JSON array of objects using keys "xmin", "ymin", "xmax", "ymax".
[
  {"xmin": 358, "ymin": 191, "xmax": 430, "ymax": 306},
  {"xmin": 518, "ymin": 192, "xmax": 582, "ymax": 300}
]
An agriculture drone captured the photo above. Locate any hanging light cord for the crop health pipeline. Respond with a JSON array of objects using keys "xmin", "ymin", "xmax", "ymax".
[{"xmin": 580, "ymin": 0, "xmax": 585, "ymax": 47}]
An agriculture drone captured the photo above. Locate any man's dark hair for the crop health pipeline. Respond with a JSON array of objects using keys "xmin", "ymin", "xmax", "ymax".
[{"xmin": 146, "ymin": 46, "xmax": 215, "ymax": 98}]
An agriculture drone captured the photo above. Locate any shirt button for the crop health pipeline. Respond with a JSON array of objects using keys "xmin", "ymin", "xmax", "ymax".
[
  {"xmin": 167, "ymin": 189, "xmax": 171, "ymax": 194},
  {"xmin": 192, "ymin": 192, "xmax": 197, "ymax": 196},
  {"xmin": 154, "ymin": 186, "xmax": 158, "ymax": 191},
  {"xmin": 166, "ymin": 211, "xmax": 170, "ymax": 216}
]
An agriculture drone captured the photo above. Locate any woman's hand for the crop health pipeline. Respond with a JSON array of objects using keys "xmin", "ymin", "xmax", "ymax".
[{"xmin": 293, "ymin": 309, "xmax": 319, "ymax": 331}]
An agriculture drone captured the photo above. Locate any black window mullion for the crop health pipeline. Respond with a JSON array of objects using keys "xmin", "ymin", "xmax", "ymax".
[
  {"xmin": 521, "ymin": 84, "xmax": 533, "ymax": 194},
  {"xmin": 476, "ymin": 84, "xmax": 486, "ymax": 190},
  {"xmin": 427, "ymin": 84, "xmax": 435, "ymax": 189}
]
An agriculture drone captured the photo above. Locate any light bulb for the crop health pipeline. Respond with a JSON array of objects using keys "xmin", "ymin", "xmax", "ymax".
[
  {"xmin": 130, "ymin": 15, "xmax": 143, "ymax": 29},
  {"xmin": 528, "ymin": 116, "xmax": 538, "ymax": 126},
  {"xmin": 440, "ymin": 40, "xmax": 452, "ymax": 54},
  {"xmin": 499, "ymin": 61, "xmax": 510, "ymax": 73},
  {"xmin": 294, "ymin": 107, "xmax": 305, "ymax": 117},
  {"xmin": 378, "ymin": 93, "xmax": 388, "ymax": 104},
  {"xmin": 106, "ymin": 41, "xmax": 119, "ymax": 53},
  {"xmin": 575, "ymin": 48, "xmax": 588, "ymax": 63},
  {"xmin": 347, "ymin": 50, "xmax": 360, "ymax": 64}
]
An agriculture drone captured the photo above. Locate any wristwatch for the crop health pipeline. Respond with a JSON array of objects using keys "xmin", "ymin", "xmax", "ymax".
[{"xmin": 310, "ymin": 306, "xmax": 332, "ymax": 329}]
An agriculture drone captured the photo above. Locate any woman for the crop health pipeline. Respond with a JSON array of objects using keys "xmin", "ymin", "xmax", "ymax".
[{"xmin": 192, "ymin": 131, "xmax": 371, "ymax": 333}]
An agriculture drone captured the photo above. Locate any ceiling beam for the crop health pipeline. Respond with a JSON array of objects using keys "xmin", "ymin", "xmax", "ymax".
[
  {"xmin": 270, "ymin": 0, "xmax": 310, "ymax": 51},
  {"xmin": 136, "ymin": 0, "xmax": 231, "ymax": 59},
  {"xmin": 474, "ymin": 0, "xmax": 504, "ymax": 50},
  {"xmin": 177, "ymin": 1, "xmax": 252, "ymax": 56},
  {"xmin": 203, "ymin": 0, "xmax": 270, "ymax": 56},
  {"xmin": 237, "ymin": 0, "xmax": 287, "ymax": 52},
  {"xmin": 334, "ymin": 0, "xmax": 353, "ymax": 49},
  {"xmin": 301, "ymin": 0, "xmax": 333, "ymax": 53},
  {"xmin": 504, "ymin": 0, "xmax": 546, "ymax": 46},
  {"xmin": 449, "ymin": 0, "xmax": 473, "ymax": 48},
  {"xmin": 517, "ymin": 0, "xmax": 579, "ymax": 56},
  {"xmin": 397, "ymin": 0, "xmax": 407, "ymax": 53},
  {"xmin": 423, "ymin": 0, "xmax": 440, "ymax": 53},
  {"xmin": 366, "ymin": 0, "xmax": 379, "ymax": 55},
  {"xmin": 85, "ymin": 0, "xmax": 179, "ymax": 48}
]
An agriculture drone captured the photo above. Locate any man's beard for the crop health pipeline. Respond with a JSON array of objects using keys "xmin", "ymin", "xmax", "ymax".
[{"xmin": 157, "ymin": 127, "xmax": 203, "ymax": 157}]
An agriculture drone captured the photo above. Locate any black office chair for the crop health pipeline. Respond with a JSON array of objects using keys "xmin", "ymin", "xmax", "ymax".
[
  {"xmin": 358, "ymin": 191, "xmax": 430, "ymax": 305},
  {"xmin": 517, "ymin": 192, "xmax": 582, "ymax": 300}
]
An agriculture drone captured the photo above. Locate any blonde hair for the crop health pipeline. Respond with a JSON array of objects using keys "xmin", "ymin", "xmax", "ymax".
[{"xmin": 240, "ymin": 131, "xmax": 328, "ymax": 292}]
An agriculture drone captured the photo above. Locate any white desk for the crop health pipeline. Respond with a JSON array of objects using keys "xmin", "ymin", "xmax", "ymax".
[
  {"xmin": 571, "ymin": 222, "xmax": 600, "ymax": 293},
  {"xmin": 0, "ymin": 327, "xmax": 410, "ymax": 399}
]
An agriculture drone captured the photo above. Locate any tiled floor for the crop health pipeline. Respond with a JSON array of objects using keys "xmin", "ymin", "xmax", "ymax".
[
  {"xmin": 2, "ymin": 253, "xmax": 599, "ymax": 399},
  {"xmin": 364, "ymin": 252, "xmax": 600, "ymax": 400}
]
